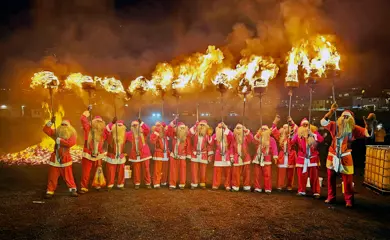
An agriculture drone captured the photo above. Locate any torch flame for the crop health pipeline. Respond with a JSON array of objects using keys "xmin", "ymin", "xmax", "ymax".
[
  {"xmin": 64, "ymin": 73, "xmax": 94, "ymax": 89},
  {"xmin": 151, "ymin": 63, "xmax": 174, "ymax": 91},
  {"xmin": 97, "ymin": 77, "xmax": 125, "ymax": 94},
  {"xmin": 128, "ymin": 76, "xmax": 153, "ymax": 94},
  {"xmin": 30, "ymin": 71, "xmax": 59, "ymax": 89}
]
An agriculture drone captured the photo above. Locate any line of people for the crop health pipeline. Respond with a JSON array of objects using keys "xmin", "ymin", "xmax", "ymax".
[{"xmin": 43, "ymin": 104, "xmax": 373, "ymax": 207}]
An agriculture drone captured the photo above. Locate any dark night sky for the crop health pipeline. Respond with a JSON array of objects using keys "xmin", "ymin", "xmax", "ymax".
[{"xmin": 0, "ymin": 0, "xmax": 390, "ymax": 96}]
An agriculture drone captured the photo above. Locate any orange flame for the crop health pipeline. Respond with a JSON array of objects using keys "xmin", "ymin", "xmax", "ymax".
[
  {"xmin": 30, "ymin": 71, "xmax": 59, "ymax": 89},
  {"xmin": 64, "ymin": 73, "xmax": 94, "ymax": 90},
  {"xmin": 96, "ymin": 77, "xmax": 125, "ymax": 94}
]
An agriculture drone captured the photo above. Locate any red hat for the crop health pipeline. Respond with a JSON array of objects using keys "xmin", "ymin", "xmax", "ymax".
[
  {"xmin": 300, "ymin": 118, "xmax": 309, "ymax": 126},
  {"xmin": 61, "ymin": 120, "xmax": 71, "ymax": 126},
  {"xmin": 116, "ymin": 120, "xmax": 124, "ymax": 126},
  {"xmin": 341, "ymin": 110, "xmax": 354, "ymax": 118},
  {"xmin": 94, "ymin": 116, "xmax": 103, "ymax": 121},
  {"xmin": 177, "ymin": 122, "xmax": 185, "ymax": 127},
  {"xmin": 261, "ymin": 125, "xmax": 269, "ymax": 130},
  {"xmin": 199, "ymin": 120, "xmax": 208, "ymax": 125},
  {"xmin": 161, "ymin": 122, "xmax": 167, "ymax": 127},
  {"xmin": 131, "ymin": 120, "xmax": 139, "ymax": 125}
]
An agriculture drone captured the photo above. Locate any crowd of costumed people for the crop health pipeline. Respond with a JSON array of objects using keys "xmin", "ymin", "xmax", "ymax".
[{"xmin": 42, "ymin": 102, "xmax": 376, "ymax": 208}]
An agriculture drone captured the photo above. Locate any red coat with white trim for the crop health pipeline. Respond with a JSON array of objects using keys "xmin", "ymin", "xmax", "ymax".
[
  {"xmin": 167, "ymin": 124, "xmax": 190, "ymax": 160},
  {"xmin": 252, "ymin": 132, "xmax": 278, "ymax": 166},
  {"xmin": 210, "ymin": 129, "xmax": 234, "ymax": 167},
  {"xmin": 231, "ymin": 130, "xmax": 253, "ymax": 166},
  {"xmin": 150, "ymin": 126, "xmax": 170, "ymax": 161},
  {"xmin": 80, "ymin": 113, "xmax": 108, "ymax": 161},
  {"xmin": 105, "ymin": 122, "xmax": 131, "ymax": 164},
  {"xmin": 188, "ymin": 125, "xmax": 212, "ymax": 164},
  {"xmin": 290, "ymin": 131, "xmax": 324, "ymax": 167},
  {"xmin": 127, "ymin": 122, "xmax": 152, "ymax": 163},
  {"xmin": 271, "ymin": 123, "xmax": 298, "ymax": 168},
  {"xmin": 43, "ymin": 123, "xmax": 77, "ymax": 168}
]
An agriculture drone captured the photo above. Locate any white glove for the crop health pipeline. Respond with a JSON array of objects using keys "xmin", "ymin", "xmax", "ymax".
[
  {"xmin": 46, "ymin": 121, "xmax": 53, "ymax": 127},
  {"xmin": 56, "ymin": 138, "xmax": 61, "ymax": 145},
  {"xmin": 312, "ymin": 133, "xmax": 318, "ymax": 141}
]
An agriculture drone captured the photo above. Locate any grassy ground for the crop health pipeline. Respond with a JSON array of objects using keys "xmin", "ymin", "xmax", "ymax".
[{"xmin": 0, "ymin": 164, "xmax": 389, "ymax": 240}]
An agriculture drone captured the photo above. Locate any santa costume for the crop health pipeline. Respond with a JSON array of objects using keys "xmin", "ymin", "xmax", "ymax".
[
  {"xmin": 321, "ymin": 109, "xmax": 370, "ymax": 207},
  {"xmin": 272, "ymin": 117, "xmax": 298, "ymax": 191},
  {"xmin": 43, "ymin": 119, "xmax": 78, "ymax": 198},
  {"xmin": 188, "ymin": 120, "xmax": 213, "ymax": 189},
  {"xmin": 210, "ymin": 123, "xmax": 234, "ymax": 191},
  {"xmin": 127, "ymin": 120, "xmax": 152, "ymax": 189},
  {"xmin": 167, "ymin": 120, "xmax": 190, "ymax": 189},
  {"xmin": 252, "ymin": 125, "xmax": 278, "ymax": 193},
  {"xmin": 105, "ymin": 120, "xmax": 130, "ymax": 190},
  {"xmin": 231, "ymin": 123, "xmax": 253, "ymax": 192},
  {"xmin": 150, "ymin": 121, "xmax": 170, "ymax": 189},
  {"xmin": 79, "ymin": 110, "xmax": 108, "ymax": 193},
  {"xmin": 291, "ymin": 118, "xmax": 324, "ymax": 197}
]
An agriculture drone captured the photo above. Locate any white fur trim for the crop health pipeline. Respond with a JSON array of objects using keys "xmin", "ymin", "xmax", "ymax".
[
  {"xmin": 341, "ymin": 111, "xmax": 352, "ymax": 117},
  {"xmin": 320, "ymin": 118, "xmax": 330, "ymax": 127},
  {"xmin": 117, "ymin": 184, "xmax": 124, "ymax": 188},
  {"xmin": 105, "ymin": 156, "xmax": 126, "ymax": 164},
  {"xmin": 152, "ymin": 156, "xmax": 169, "ymax": 161},
  {"xmin": 223, "ymin": 128, "xmax": 230, "ymax": 135},
  {"xmin": 190, "ymin": 158, "xmax": 208, "ymax": 164},
  {"xmin": 153, "ymin": 131, "xmax": 160, "ymax": 136},
  {"xmin": 106, "ymin": 125, "xmax": 112, "ymax": 132},
  {"xmin": 82, "ymin": 152, "xmax": 106, "ymax": 161},
  {"xmin": 170, "ymin": 152, "xmax": 187, "ymax": 159},
  {"xmin": 273, "ymin": 156, "xmax": 278, "ymax": 159},
  {"xmin": 56, "ymin": 138, "xmax": 61, "ymax": 145},
  {"xmin": 48, "ymin": 160, "xmax": 72, "ymax": 168},
  {"xmin": 191, "ymin": 183, "xmax": 198, "ymax": 187},
  {"xmin": 46, "ymin": 121, "xmax": 53, "ymax": 127},
  {"xmin": 213, "ymin": 161, "xmax": 231, "ymax": 167},
  {"xmin": 208, "ymin": 151, "xmax": 214, "ymax": 156},
  {"xmin": 254, "ymin": 188, "xmax": 262, "ymax": 193},
  {"xmin": 179, "ymin": 184, "xmax": 185, "ymax": 188},
  {"xmin": 364, "ymin": 129, "xmax": 370, "ymax": 137},
  {"xmin": 128, "ymin": 156, "xmax": 152, "ymax": 163},
  {"xmin": 82, "ymin": 111, "xmax": 90, "ymax": 117},
  {"xmin": 243, "ymin": 186, "xmax": 251, "ymax": 191},
  {"xmin": 190, "ymin": 126, "xmax": 196, "ymax": 134},
  {"xmin": 140, "ymin": 122, "xmax": 144, "ymax": 126}
]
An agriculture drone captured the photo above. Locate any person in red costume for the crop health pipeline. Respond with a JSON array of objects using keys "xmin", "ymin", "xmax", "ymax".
[
  {"xmin": 230, "ymin": 123, "xmax": 253, "ymax": 192},
  {"xmin": 43, "ymin": 117, "xmax": 78, "ymax": 198},
  {"xmin": 210, "ymin": 122, "xmax": 234, "ymax": 191},
  {"xmin": 105, "ymin": 119, "xmax": 130, "ymax": 190},
  {"xmin": 272, "ymin": 115, "xmax": 298, "ymax": 191},
  {"xmin": 79, "ymin": 105, "xmax": 108, "ymax": 194},
  {"xmin": 167, "ymin": 118, "xmax": 190, "ymax": 190},
  {"xmin": 188, "ymin": 120, "xmax": 213, "ymax": 189},
  {"xmin": 252, "ymin": 125, "xmax": 278, "ymax": 194},
  {"xmin": 321, "ymin": 104, "xmax": 371, "ymax": 207},
  {"xmin": 291, "ymin": 118, "xmax": 324, "ymax": 198},
  {"xmin": 150, "ymin": 121, "xmax": 170, "ymax": 189},
  {"xmin": 127, "ymin": 119, "xmax": 152, "ymax": 189}
]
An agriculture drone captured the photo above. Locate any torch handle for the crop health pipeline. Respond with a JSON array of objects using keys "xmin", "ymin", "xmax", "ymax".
[
  {"xmin": 259, "ymin": 95, "xmax": 263, "ymax": 127},
  {"xmin": 88, "ymin": 90, "xmax": 95, "ymax": 152},
  {"xmin": 176, "ymin": 96, "xmax": 179, "ymax": 138},
  {"xmin": 332, "ymin": 81, "xmax": 338, "ymax": 137},
  {"xmin": 308, "ymin": 87, "xmax": 313, "ymax": 132},
  {"xmin": 49, "ymin": 87, "xmax": 60, "ymax": 162},
  {"xmin": 113, "ymin": 95, "xmax": 119, "ymax": 158},
  {"xmin": 242, "ymin": 95, "xmax": 246, "ymax": 148},
  {"xmin": 161, "ymin": 98, "xmax": 164, "ymax": 121},
  {"xmin": 196, "ymin": 103, "xmax": 199, "ymax": 122}
]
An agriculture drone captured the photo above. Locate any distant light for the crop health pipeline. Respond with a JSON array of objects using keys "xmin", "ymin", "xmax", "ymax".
[
  {"xmin": 21, "ymin": 105, "xmax": 25, "ymax": 108},
  {"xmin": 157, "ymin": 113, "xmax": 161, "ymax": 117},
  {"xmin": 201, "ymin": 113, "xmax": 204, "ymax": 116},
  {"xmin": 0, "ymin": 105, "xmax": 7, "ymax": 109},
  {"xmin": 152, "ymin": 113, "xmax": 156, "ymax": 117},
  {"xmin": 125, "ymin": 104, "xmax": 128, "ymax": 107}
]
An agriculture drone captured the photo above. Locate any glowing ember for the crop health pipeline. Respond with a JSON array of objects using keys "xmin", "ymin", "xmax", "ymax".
[
  {"xmin": 96, "ymin": 77, "xmax": 125, "ymax": 94},
  {"xmin": 30, "ymin": 71, "xmax": 59, "ymax": 89},
  {"xmin": 64, "ymin": 73, "xmax": 94, "ymax": 89}
]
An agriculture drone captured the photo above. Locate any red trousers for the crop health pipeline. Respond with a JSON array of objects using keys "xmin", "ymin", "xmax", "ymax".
[
  {"xmin": 169, "ymin": 157, "xmax": 186, "ymax": 188},
  {"xmin": 46, "ymin": 166, "xmax": 77, "ymax": 194},
  {"xmin": 276, "ymin": 167, "xmax": 294, "ymax": 189},
  {"xmin": 327, "ymin": 168, "xmax": 354, "ymax": 204},
  {"xmin": 254, "ymin": 165, "xmax": 272, "ymax": 191},
  {"xmin": 191, "ymin": 162, "xmax": 207, "ymax": 188},
  {"xmin": 296, "ymin": 167, "xmax": 320, "ymax": 194},
  {"xmin": 153, "ymin": 161, "xmax": 169, "ymax": 187},
  {"xmin": 231, "ymin": 165, "xmax": 251, "ymax": 191},
  {"xmin": 80, "ymin": 158, "xmax": 100, "ymax": 191},
  {"xmin": 212, "ymin": 167, "xmax": 231, "ymax": 189},
  {"xmin": 132, "ymin": 160, "xmax": 151, "ymax": 186},
  {"xmin": 106, "ymin": 163, "xmax": 125, "ymax": 188}
]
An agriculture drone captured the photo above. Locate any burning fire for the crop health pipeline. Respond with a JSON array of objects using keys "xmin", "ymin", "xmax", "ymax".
[
  {"xmin": 30, "ymin": 71, "xmax": 59, "ymax": 89},
  {"xmin": 285, "ymin": 35, "xmax": 340, "ymax": 84},
  {"xmin": 150, "ymin": 63, "xmax": 174, "ymax": 92},
  {"xmin": 96, "ymin": 77, "xmax": 125, "ymax": 94},
  {"xmin": 128, "ymin": 76, "xmax": 153, "ymax": 94},
  {"xmin": 64, "ymin": 73, "xmax": 94, "ymax": 90}
]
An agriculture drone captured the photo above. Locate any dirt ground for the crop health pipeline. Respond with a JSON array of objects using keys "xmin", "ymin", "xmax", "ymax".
[{"xmin": 0, "ymin": 163, "xmax": 389, "ymax": 240}]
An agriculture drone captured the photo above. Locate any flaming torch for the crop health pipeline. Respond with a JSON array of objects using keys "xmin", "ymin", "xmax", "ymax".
[
  {"xmin": 30, "ymin": 71, "xmax": 60, "ymax": 158},
  {"xmin": 65, "ymin": 73, "xmax": 96, "ymax": 142},
  {"xmin": 151, "ymin": 63, "xmax": 174, "ymax": 121},
  {"xmin": 238, "ymin": 77, "xmax": 252, "ymax": 145},
  {"xmin": 212, "ymin": 70, "xmax": 233, "ymax": 159},
  {"xmin": 97, "ymin": 77, "xmax": 125, "ymax": 157}
]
